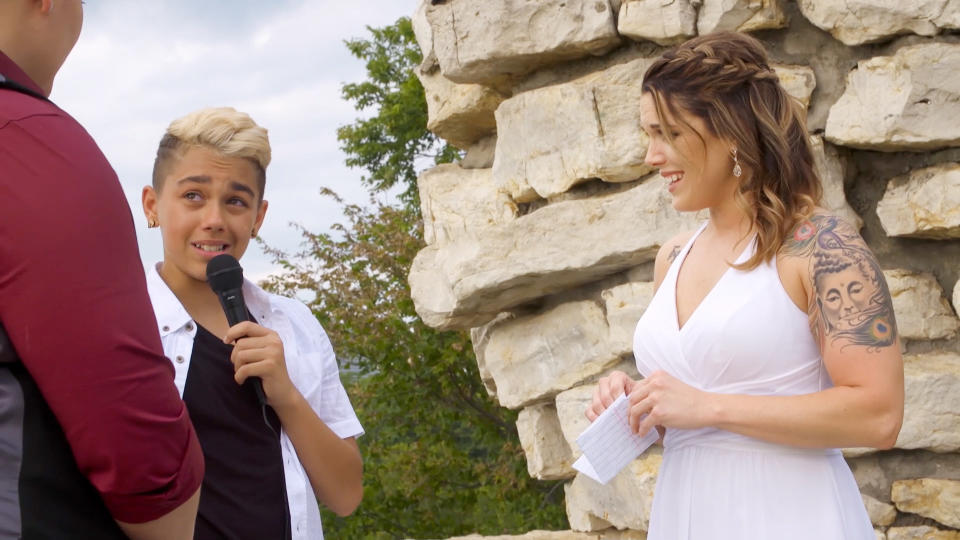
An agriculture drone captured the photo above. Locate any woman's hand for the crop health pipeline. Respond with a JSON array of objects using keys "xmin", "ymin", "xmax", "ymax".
[
  {"xmin": 628, "ymin": 370, "xmax": 713, "ymax": 438},
  {"xmin": 224, "ymin": 321, "xmax": 299, "ymax": 408},
  {"xmin": 586, "ymin": 370, "xmax": 638, "ymax": 421}
]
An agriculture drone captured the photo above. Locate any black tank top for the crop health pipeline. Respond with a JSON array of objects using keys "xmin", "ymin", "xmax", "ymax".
[{"xmin": 184, "ymin": 323, "xmax": 291, "ymax": 540}]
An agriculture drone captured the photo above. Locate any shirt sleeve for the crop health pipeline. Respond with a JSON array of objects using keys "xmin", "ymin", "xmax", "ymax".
[
  {"xmin": 286, "ymin": 300, "xmax": 363, "ymax": 439},
  {"xmin": 0, "ymin": 114, "xmax": 204, "ymax": 523}
]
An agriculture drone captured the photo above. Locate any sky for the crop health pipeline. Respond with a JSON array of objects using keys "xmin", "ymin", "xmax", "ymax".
[{"xmin": 54, "ymin": 0, "xmax": 418, "ymax": 281}]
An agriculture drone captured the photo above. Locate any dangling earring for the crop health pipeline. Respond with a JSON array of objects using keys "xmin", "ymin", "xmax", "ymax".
[
  {"xmin": 147, "ymin": 217, "xmax": 158, "ymax": 228},
  {"xmin": 732, "ymin": 148, "xmax": 742, "ymax": 178}
]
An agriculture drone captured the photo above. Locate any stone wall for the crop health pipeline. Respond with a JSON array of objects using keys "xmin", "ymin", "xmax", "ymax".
[{"xmin": 409, "ymin": 1, "xmax": 960, "ymax": 538}]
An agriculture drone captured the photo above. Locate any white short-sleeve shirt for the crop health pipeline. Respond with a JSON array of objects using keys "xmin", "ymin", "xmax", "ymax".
[{"xmin": 145, "ymin": 264, "xmax": 363, "ymax": 540}]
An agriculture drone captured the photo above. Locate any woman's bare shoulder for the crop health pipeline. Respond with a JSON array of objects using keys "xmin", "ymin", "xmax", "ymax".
[{"xmin": 653, "ymin": 229, "xmax": 698, "ymax": 290}]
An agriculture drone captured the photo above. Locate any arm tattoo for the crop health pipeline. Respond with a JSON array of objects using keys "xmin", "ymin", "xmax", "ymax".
[
  {"xmin": 782, "ymin": 214, "xmax": 898, "ymax": 352},
  {"xmin": 666, "ymin": 244, "xmax": 682, "ymax": 263}
]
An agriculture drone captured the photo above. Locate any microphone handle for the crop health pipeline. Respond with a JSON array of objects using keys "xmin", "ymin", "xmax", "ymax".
[{"xmin": 218, "ymin": 290, "xmax": 267, "ymax": 407}]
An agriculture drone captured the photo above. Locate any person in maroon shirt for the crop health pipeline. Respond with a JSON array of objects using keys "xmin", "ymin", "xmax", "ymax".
[{"xmin": 0, "ymin": 2, "xmax": 204, "ymax": 539}]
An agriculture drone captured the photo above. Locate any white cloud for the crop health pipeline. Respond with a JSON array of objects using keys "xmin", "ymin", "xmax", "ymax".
[{"xmin": 54, "ymin": 0, "xmax": 418, "ymax": 280}]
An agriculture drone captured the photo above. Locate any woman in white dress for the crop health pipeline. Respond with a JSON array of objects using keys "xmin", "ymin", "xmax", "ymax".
[{"xmin": 586, "ymin": 32, "xmax": 903, "ymax": 539}]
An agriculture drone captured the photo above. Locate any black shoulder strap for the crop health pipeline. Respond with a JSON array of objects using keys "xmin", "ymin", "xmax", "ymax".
[{"xmin": 0, "ymin": 73, "xmax": 50, "ymax": 102}]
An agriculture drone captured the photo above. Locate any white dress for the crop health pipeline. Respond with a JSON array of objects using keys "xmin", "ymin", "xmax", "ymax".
[{"xmin": 633, "ymin": 223, "xmax": 874, "ymax": 540}]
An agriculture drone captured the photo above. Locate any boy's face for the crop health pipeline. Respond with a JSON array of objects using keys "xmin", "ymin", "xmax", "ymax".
[{"xmin": 143, "ymin": 145, "xmax": 267, "ymax": 288}]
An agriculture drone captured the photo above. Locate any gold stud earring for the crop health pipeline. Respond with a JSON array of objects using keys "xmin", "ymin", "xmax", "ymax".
[
  {"xmin": 147, "ymin": 217, "xmax": 158, "ymax": 228},
  {"xmin": 732, "ymin": 148, "xmax": 742, "ymax": 178},
  {"xmin": 251, "ymin": 229, "xmax": 258, "ymax": 238}
]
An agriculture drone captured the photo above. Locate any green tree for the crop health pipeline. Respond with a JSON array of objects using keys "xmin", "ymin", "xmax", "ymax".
[
  {"xmin": 261, "ymin": 15, "xmax": 568, "ymax": 539},
  {"xmin": 337, "ymin": 16, "xmax": 459, "ymax": 205}
]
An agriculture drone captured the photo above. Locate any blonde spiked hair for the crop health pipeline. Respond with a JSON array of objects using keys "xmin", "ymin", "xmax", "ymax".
[{"xmin": 151, "ymin": 107, "xmax": 271, "ymax": 199}]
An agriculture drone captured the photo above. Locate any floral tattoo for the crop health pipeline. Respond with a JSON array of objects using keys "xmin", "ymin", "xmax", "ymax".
[{"xmin": 782, "ymin": 215, "xmax": 898, "ymax": 352}]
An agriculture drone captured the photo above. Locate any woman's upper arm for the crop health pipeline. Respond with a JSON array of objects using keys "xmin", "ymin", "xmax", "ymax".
[
  {"xmin": 653, "ymin": 230, "xmax": 694, "ymax": 292},
  {"xmin": 782, "ymin": 214, "xmax": 903, "ymax": 405}
]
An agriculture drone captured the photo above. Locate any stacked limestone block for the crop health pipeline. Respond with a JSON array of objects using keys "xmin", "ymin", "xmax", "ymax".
[{"xmin": 409, "ymin": 1, "xmax": 960, "ymax": 537}]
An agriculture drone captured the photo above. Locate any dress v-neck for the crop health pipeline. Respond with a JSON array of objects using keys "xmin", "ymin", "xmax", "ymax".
[{"xmin": 672, "ymin": 224, "xmax": 756, "ymax": 333}]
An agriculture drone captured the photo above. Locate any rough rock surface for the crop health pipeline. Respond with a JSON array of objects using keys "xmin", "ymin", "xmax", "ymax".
[
  {"xmin": 797, "ymin": 0, "xmax": 960, "ymax": 45},
  {"xmin": 555, "ymin": 384, "xmax": 599, "ymax": 460},
  {"xmin": 492, "ymin": 58, "xmax": 656, "ymax": 201},
  {"xmin": 774, "ymin": 64, "xmax": 817, "ymax": 109},
  {"xmin": 618, "ymin": 0, "xmax": 697, "ymax": 45},
  {"xmin": 418, "ymin": 164, "xmax": 518, "ymax": 246},
  {"xmin": 896, "ymin": 353, "xmax": 960, "ymax": 453},
  {"xmin": 602, "ymin": 281, "xmax": 655, "ymax": 356},
  {"xmin": 892, "ymin": 478, "xmax": 960, "ymax": 529},
  {"xmin": 884, "ymin": 270, "xmax": 960, "ymax": 341},
  {"xmin": 810, "ymin": 135, "xmax": 862, "ymax": 230},
  {"xmin": 476, "ymin": 300, "xmax": 618, "ymax": 409},
  {"xmin": 886, "ymin": 526, "xmax": 960, "ymax": 540},
  {"xmin": 848, "ymin": 450, "xmax": 960, "ymax": 503},
  {"xmin": 418, "ymin": 66, "xmax": 505, "ymax": 149},
  {"xmin": 426, "ymin": 0, "xmax": 621, "ymax": 84},
  {"xmin": 825, "ymin": 43, "xmax": 960, "ymax": 151},
  {"xmin": 565, "ymin": 451, "xmax": 663, "ymax": 532},
  {"xmin": 697, "ymin": 0, "xmax": 787, "ymax": 35},
  {"xmin": 517, "ymin": 404, "xmax": 576, "ymax": 480},
  {"xmin": 863, "ymin": 493, "xmax": 898, "ymax": 527},
  {"xmin": 876, "ymin": 163, "xmax": 960, "ymax": 239},
  {"xmin": 409, "ymin": 178, "xmax": 699, "ymax": 330}
]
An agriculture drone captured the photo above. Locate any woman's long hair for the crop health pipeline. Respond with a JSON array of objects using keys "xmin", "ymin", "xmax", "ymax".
[{"xmin": 642, "ymin": 32, "xmax": 821, "ymax": 269}]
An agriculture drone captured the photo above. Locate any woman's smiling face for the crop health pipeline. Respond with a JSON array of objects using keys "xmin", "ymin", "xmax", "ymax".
[{"xmin": 639, "ymin": 92, "xmax": 739, "ymax": 213}]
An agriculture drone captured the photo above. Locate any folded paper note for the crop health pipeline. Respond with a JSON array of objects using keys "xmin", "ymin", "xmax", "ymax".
[{"xmin": 573, "ymin": 393, "xmax": 659, "ymax": 484}]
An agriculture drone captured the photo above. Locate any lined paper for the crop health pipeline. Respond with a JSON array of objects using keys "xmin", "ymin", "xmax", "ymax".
[{"xmin": 573, "ymin": 394, "xmax": 659, "ymax": 484}]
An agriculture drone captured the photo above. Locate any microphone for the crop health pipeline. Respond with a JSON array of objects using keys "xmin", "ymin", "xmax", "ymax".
[{"xmin": 206, "ymin": 254, "xmax": 266, "ymax": 407}]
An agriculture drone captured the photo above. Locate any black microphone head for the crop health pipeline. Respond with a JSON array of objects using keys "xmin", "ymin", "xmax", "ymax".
[{"xmin": 206, "ymin": 254, "xmax": 244, "ymax": 293}]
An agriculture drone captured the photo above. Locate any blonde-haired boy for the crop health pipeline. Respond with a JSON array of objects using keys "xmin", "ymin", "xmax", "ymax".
[{"xmin": 142, "ymin": 106, "xmax": 364, "ymax": 540}]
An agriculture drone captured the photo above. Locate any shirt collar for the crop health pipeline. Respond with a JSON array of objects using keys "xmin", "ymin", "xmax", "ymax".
[
  {"xmin": 146, "ymin": 263, "xmax": 275, "ymax": 335},
  {"xmin": 0, "ymin": 50, "xmax": 46, "ymax": 97}
]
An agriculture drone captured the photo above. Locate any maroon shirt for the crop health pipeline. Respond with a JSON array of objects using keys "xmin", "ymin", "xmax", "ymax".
[{"xmin": 0, "ymin": 52, "xmax": 203, "ymax": 524}]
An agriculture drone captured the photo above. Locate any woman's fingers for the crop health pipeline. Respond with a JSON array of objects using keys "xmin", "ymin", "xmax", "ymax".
[
  {"xmin": 603, "ymin": 371, "xmax": 633, "ymax": 405},
  {"xmin": 589, "ymin": 390, "xmax": 608, "ymax": 420},
  {"xmin": 628, "ymin": 378, "xmax": 648, "ymax": 406},
  {"xmin": 597, "ymin": 376, "xmax": 615, "ymax": 408},
  {"xmin": 629, "ymin": 395, "xmax": 654, "ymax": 433},
  {"xmin": 587, "ymin": 371, "xmax": 638, "ymax": 420}
]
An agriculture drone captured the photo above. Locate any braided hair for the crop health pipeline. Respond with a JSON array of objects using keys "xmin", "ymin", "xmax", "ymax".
[{"xmin": 642, "ymin": 32, "xmax": 821, "ymax": 270}]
